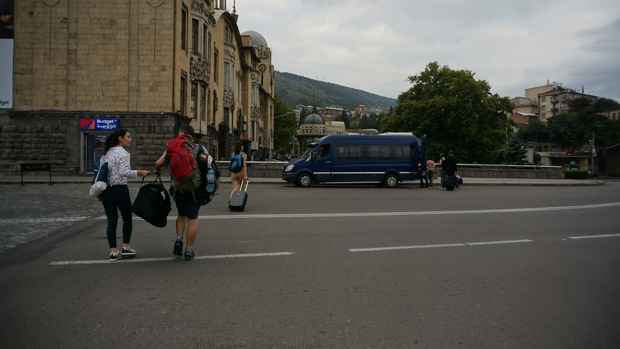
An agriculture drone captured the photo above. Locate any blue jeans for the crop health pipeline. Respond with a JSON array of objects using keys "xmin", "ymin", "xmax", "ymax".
[{"xmin": 101, "ymin": 185, "xmax": 133, "ymax": 248}]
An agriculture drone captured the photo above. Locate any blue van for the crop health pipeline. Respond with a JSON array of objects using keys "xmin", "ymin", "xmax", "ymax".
[{"xmin": 282, "ymin": 134, "xmax": 427, "ymax": 187}]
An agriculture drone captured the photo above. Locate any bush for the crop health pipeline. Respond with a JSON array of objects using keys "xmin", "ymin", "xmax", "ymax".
[{"xmin": 564, "ymin": 170, "xmax": 589, "ymax": 179}]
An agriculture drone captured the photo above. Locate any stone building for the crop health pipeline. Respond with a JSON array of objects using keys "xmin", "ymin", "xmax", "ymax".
[{"xmin": 0, "ymin": 0, "xmax": 274, "ymax": 174}]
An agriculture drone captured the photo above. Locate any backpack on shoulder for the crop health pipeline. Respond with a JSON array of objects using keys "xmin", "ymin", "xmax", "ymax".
[
  {"xmin": 229, "ymin": 152, "xmax": 243, "ymax": 173},
  {"xmin": 166, "ymin": 134, "xmax": 202, "ymax": 194}
]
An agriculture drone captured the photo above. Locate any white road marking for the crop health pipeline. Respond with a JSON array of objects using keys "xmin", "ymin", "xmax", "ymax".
[
  {"xmin": 92, "ymin": 202, "xmax": 620, "ymax": 221},
  {"xmin": 349, "ymin": 239, "xmax": 533, "ymax": 253},
  {"xmin": 566, "ymin": 233, "xmax": 620, "ymax": 240},
  {"xmin": 0, "ymin": 217, "xmax": 91, "ymax": 224},
  {"xmin": 49, "ymin": 252, "xmax": 294, "ymax": 266}
]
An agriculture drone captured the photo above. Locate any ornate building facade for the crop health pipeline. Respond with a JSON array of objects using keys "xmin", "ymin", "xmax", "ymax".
[{"xmin": 0, "ymin": 0, "xmax": 274, "ymax": 174}]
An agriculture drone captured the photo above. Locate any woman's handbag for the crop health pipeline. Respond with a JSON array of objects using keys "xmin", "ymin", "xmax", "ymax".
[
  {"xmin": 89, "ymin": 157, "xmax": 109, "ymax": 197},
  {"xmin": 131, "ymin": 174, "xmax": 172, "ymax": 228}
]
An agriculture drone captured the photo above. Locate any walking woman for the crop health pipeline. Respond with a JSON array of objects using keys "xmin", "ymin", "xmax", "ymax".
[
  {"xmin": 229, "ymin": 142, "xmax": 248, "ymax": 199},
  {"xmin": 101, "ymin": 129, "xmax": 150, "ymax": 261},
  {"xmin": 438, "ymin": 152, "xmax": 446, "ymax": 189}
]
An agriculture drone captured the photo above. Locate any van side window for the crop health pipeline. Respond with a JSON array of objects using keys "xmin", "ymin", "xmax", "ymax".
[
  {"xmin": 312, "ymin": 144, "xmax": 331, "ymax": 160},
  {"xmin": 337, "ymin": 144, "xmax": 414, "ymax": 160}
]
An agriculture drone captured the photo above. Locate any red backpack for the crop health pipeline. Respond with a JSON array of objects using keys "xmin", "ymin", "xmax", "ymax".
[
  {"xmin": 166, "ymin": 134, "xmax": 202, "ymax": 193},
  {"xmin": 167, "ymin": 134, "xmax": 196, "ymax": 179}
]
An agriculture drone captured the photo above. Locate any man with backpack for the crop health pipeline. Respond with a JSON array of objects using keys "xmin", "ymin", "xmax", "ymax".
[
  {"xmin": 442, "ymin": 150, "xmax": 458, "ymax": 190},
  {"xmin": 154, "ymin": 125, "xmax": 208, "ymax": 260}
]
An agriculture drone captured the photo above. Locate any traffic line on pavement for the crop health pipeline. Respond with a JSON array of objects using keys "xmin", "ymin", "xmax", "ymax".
[
  {"xmin": 0, "ymin": 217, "xmax": 91, "ymax": 224},
  {"xmin": 49, "ymin": 251, "xmax": 295, "ymax": 266},
  {"xmin": 566, "ymin": 233, "xmax": 620, "ymax": 240},
  {"xmin": 349, "ymin": 239, "xmax": 533, "ymax": 253},
  {"xmin": 92, "ymin": 202, "xmax": 620, "ymax": 221}
]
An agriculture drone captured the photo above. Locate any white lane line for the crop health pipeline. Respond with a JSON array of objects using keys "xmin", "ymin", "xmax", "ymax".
[
  {"xmin": 566, "ymin": 233, "xmax": 620, "ymax": 240},
  {"xmin": 49, "ymin": 251, "xmax": 294, "ymax": 266},
  {"xmin": 92, "ymin": 202, "xmax": 620, "ymax": 221},
  {"xmin": 466, "ymin": 239, "xmax": 533, "ymax": 246},
  {"xmin": 349, "ymin": 239, "xmax": 533, "ymax": 253},
  {"xmin": 0, "ymin": 217, "xmax": 91, "ymax": 224}
]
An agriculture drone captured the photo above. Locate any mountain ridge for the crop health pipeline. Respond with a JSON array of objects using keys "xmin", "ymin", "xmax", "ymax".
[{"xmin": 274, "ymin": 71, "xmax": 397, "ymax": 111}]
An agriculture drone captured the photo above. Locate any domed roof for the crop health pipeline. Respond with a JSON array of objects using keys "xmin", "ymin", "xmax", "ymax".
[
  {"xmin": 302, "ymin": 113, "xmax": 325, "ymax": 125},
  {"xmin": 242, "ymin": 30, "xmax": 268, "ymax": 48}
]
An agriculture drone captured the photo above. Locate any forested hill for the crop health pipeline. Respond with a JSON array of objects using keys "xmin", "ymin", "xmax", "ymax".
[{"xmin": 274, "ymin": 71, "xmax": 398, "ymax": 111}]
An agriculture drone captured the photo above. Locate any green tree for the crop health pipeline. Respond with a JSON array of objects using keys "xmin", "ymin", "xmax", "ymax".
[
  {"xmin": 595, "ymin": 97, "xmax": 620, "ymax": 110},
  {"xmin": 504, "ymin": 134, "xmax": 527, "ymax": 163},
  {"xmin": 517, "ymin": 120, "xmax": 549, "ymax": 143},
  {"xmin": 548, "ymin": 110, "xmax": 618, "ymax": 150},
  {"xmin": 381, "ymin": 62, "xmax": 512, "ymax": 162},
  {"xmin": 335, "ymin": 110, "xmax": 350, "ymax": 128},
  {"xmin": 273, "ymin": 95, "xmax": 296, "ymax": 158}
]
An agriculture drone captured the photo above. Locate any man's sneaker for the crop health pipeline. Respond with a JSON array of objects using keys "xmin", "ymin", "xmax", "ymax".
[
  {"xmin": 121, "ymin": 247, "xmax": 136, "ymax": 257},
  {"xmin": 109, "ymin": 252, "xmax": 122, "ymax": 261},
  {"xmin": 173, "ymin": 239, "xmax": 183, "ymax": 256},
  {"xmin": 184, "ymin": 247, "xmax": 196, "ymax": 260}
]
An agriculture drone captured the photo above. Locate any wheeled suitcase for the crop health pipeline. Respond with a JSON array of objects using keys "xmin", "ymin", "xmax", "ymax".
[
  {"xmin": 444, "ymin": 176, "xmax": 457, "ymax": 191},
  {"xmin": 228, "ymin": 180, "xmax": 248, "ymax": 211}
]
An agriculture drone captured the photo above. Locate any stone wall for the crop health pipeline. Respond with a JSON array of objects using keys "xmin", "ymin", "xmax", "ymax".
[{"xmin": 0, "ymin": 111, "xmax": 188, "ymax": 175}]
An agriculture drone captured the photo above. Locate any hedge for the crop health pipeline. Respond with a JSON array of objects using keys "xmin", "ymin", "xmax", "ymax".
[{"xmin": 564, "ymin": 170, "xmax": 589, "ymax": 179}]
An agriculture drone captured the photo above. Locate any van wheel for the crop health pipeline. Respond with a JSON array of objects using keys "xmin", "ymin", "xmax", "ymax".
[
  {"xmin": 296, "ymin": 173, "xmax": 312, "ymax": 187},
  {"xmin": 384, "ymin": 173, "xmax": 399, "ymax": 188}
]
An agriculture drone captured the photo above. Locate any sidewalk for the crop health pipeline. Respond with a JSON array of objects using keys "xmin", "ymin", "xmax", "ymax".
[{"xmin": 0, "ymin": 174, "xmax": 605, "ymax": 186}]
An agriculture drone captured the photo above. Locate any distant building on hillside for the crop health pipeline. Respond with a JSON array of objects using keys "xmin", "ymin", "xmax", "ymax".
[
  {"xmin": 355, "ymin": 105, "xmax": 390, "ymax": 116},
  {"xmin": 317, "ymin": 107, "xmax": 344, "ymax": 120}
]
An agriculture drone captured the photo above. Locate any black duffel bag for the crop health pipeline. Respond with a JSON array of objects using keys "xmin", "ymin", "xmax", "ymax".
[{"xmin": 132, "ymin": 174, "xmax": 172, "ymax": 228}]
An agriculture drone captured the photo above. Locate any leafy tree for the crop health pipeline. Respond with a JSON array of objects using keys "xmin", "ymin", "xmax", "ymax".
[
  {"xmin": 273, "ymin": 94, "xmax": 296, "ymax": 158},
  {"xmin": 548, "ymin": 110, "xmax": 618, "ymax": 150},
  {"xmin": 504, "ymin": 134, "xmax": 527, "ymax": 163},
  {"xmin": 381, "ymin": 62, "xmax": 512, "ymax": 162},
  {"xmin": 517, "ymin": 120, "xmax": 549, "ymax": 143},
  {"xmin": 335, "ymin": 110, "xmax": 350, "ymax": 128},
  {"xmin": 595, "ymin": 97, "xmax": 620, "ymax": 110}
]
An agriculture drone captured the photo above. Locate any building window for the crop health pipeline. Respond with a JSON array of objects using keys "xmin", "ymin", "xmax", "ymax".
[
  {"xmin": 203, "ymin": 25, "xmax": 209, "ymax": 57},
  {"xmin": 201, "ymin": 85, "xmax": 207, "ymax": 123},
  {"xmin": 224, "ymin": 62, "xmax": 230, "ymax": 88},
  {"xmin": 181, "ymin": 7, "xmax": 188, "ymax": 52},
  {"xmin": 191, "ymin": 82, "xmax": 197, "ymax": 119},
  {"xmin": 180, "ymin": 71, "xmax": 187, "ymax": 115},
  {"xmin": 213, "ymin": 50, "xmax": 218, "ymax": 83},
  {"xmin": 225, "ymin": 25, "xmax": 232, "ymax": 44},
  {"xmin": 192, "ymin": 19, "xmax": 199, "ymax": 55}
]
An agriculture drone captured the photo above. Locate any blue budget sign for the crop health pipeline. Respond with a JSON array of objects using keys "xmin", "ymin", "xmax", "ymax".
[{"xmin": 80, "ymin": 118, "xmax": 119, "ymax": 130}]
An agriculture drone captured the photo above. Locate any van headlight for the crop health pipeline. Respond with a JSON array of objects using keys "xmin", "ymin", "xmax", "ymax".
[{"xmin": 285, "ymin": 164, "xmax": 295, "ymax": 172}]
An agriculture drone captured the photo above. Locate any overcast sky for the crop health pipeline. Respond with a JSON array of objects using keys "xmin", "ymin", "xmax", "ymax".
[{"xmin": 233, "ymin": 0, "xmax": 620, "ymax": 103}]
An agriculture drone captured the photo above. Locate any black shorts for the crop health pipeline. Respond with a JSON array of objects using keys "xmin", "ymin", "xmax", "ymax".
[{"xmin": 174, "ymin": 191, "xmax": 200, "ymax": 219}]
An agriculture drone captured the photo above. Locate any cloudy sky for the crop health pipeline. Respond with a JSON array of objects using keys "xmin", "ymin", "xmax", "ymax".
[{"xmin": 233, "ymin": 0, "xmax": 620, "ymax": 103}]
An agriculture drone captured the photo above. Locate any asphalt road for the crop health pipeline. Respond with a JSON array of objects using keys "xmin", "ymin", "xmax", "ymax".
[{"xmin": 1, "ymin": 181, "xmax": 619, "ymax": 348}]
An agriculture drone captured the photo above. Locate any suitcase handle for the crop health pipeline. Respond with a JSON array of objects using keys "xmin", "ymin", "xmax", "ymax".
[{"xmin": 240, "ymin": 179, "xmax": 249, "ymax": 192}]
